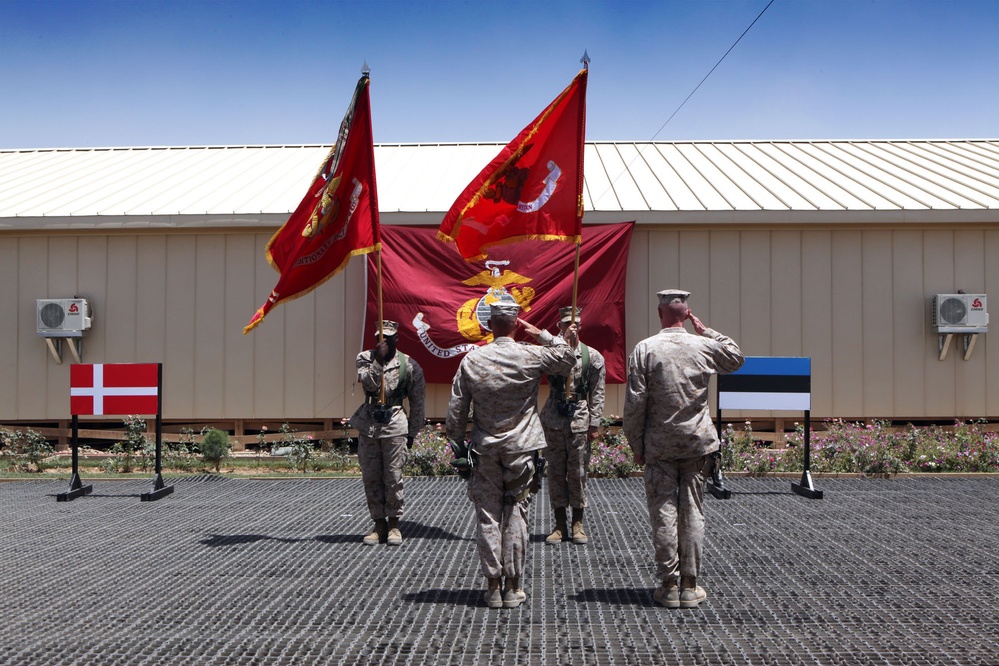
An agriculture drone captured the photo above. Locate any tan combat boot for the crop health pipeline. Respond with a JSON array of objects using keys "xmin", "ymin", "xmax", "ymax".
[
  {"xmin": 546, "ymin": 507, "xmax": 568, "ymax": 544},
  {"xmin": 653, "ymin": 578, "xmax": 680, "ymax": 608},
  {"xmin": 679, "ymin": 575, "xmax": 707, "ymax": 608},
  {"xmin": 386, "ymin": 517, "xmax": 403, "ymax": 546},
  {"xmin": 362, "ymin": 519, "xmax": 387, "ymax": 546},
  {"xmin": 484, "ymin": 577, "xmax": 503, "ymax": 609},
  {"xmin": 571, "ymin": 507, "xmax": 588, "ymax": 545},
  {"xmin": 503, "ymin": 576, "xmax": 527, "ymax": 609}
]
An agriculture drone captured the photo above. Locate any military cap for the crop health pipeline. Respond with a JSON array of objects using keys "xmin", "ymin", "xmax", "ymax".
[
  {"xmin": 559, "ymin": 306, "xmax": 583, "ymax": 323},
  {"xmin": 376, "ymin": 320, "xmax": 399, "ymax": 337},
  {"xmin": 657, "ymin": 289, "xmax": 691, "ymax": 303},
  {"xmin": 489, "ymin": 302, "xmax": 521, "ymax": 317}
]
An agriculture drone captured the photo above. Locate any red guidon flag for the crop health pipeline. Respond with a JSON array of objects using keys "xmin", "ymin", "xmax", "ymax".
[
  {"xmin": 438, "ymin": 68, "xmax": 587, "ymax": 262},
  {"xmin": 366, "ymin": 222, "xmax": 633, "ymax": 383},
  {"xmin": 244, "ymin": 74, "xmax": 380, "ymax": 333},
  {"xmin": 70, "ymin": 364, "xmax": 161, "ymax": 416}
]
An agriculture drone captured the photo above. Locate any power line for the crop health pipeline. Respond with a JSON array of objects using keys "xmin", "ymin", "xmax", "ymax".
[
  {"xmin": 651, "ymin": 0, "xmax": 776, "ymax": 141},
  {"xmin": 591, "ymin": 0, "xmax": 775, "ymax": 208}
]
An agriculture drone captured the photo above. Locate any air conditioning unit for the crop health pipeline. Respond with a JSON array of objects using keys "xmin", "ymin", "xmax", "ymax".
[
  {"xmin": 932, "ymin": 294, "xmax": 988, "ymax": 333},
  {"xmin": 36, "ymin": 298, "xmax": 93, "ymax": 337}
]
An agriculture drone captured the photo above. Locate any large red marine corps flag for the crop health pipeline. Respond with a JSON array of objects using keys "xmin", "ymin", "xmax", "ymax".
[
  {"xmin": 365, "ymin": 222, "xmax": 633, "ymax": 383},
  {"xmin": 244, "ymin": 74, "xmax": 380, "ymax": 333},
  {"xmin": 437, "ymin": 68, "xmax": 587, "ymax": 261}
]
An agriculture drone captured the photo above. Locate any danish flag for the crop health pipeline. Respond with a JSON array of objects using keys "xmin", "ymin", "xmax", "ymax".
[{"xmin": 70, "ymin": 364, "xmax": 160, "ymax": 416}]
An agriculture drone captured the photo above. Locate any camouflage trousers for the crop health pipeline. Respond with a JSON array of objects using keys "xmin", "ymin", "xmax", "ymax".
[
  {"xmin": 358, "ymin": 434, "xmax": 408, "ymax": 521},
  {"xmin": 644, "ymin": 454, "xmax": 712, "ymax": 583},
  {"xmin": 467, "ymin": 449, "xmax": 535, "ymax": 580},
  {"xmin": 543, "ymin": 427, "xmax": 590, "ymax": 510}
]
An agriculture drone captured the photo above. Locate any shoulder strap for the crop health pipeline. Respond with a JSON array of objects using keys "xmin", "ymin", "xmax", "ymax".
[
  {"xmin": 397, "ymin": 352, "xmax": 408, "ymax": 386},
  {"xmin": 577, "ymin": 343, "xmax": 590, "ymax": 395}
]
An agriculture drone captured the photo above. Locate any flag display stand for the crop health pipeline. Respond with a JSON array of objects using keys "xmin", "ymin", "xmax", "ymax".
[
  {"xmin": 140, "ymin": 399, "xmax": 173, "ymax": 501},
  {"xmin": 56, "ymin": 414, "xmax": 93, "ymax": 502},
  {"xmin": 711, "ymin": 357, "xmax": 822, "ymax": 500},
  {"xmin": 62, "ymin": 363, "xmax": 173, "ymax": 502}
]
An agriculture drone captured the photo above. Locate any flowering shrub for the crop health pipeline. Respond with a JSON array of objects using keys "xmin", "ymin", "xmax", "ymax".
[
  {"xmin": 588, "ymin": 417, "xmax": 638, "ymax": 477},
  {"xmin": 720, "ymin": 421, "xmax": 799, "ymax": 474},
  {"xmin": 585, "ymin": 418, "xmax": 999, "ymax": 477},
  {"xmin": 726, "ymin": 418, "xmax": 999, "ymax": 475},
  {"xmin": 276, "ymin": 423, "xmax": 318, "ymax": 474},
  {"xmin": 404, "ymin": 423, "xmax": 457, "ymax": 476}
]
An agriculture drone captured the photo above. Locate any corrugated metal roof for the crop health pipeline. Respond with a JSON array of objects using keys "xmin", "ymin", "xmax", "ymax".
[{"xmin": 1, "ymin": 140, "xmax": 997, "ymax": 228}]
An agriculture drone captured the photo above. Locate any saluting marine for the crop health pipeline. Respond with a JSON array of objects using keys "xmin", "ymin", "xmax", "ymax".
[
  {"xmin": 623, "ymin": 289, "xmax": 743, "ymax": 609},
  {"xmin": 446, "ymin": 302, "xmax": 575, "ymax": 609}
]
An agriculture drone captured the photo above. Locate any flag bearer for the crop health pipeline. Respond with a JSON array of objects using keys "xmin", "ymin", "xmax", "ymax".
[
  {"xmin": 535, "ymin": 306, "xmax": 606, "ymax": 545},
  {"xmin": 350, "ymin": 320, "xmax": 425, "ymax": 546}
]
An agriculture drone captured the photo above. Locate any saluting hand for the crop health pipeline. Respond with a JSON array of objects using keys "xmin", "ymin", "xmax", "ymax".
[
  {"xmin": 687, "ymin": 311, "xmax": 707, "ymax": 336},
  {"xmin": 519, "ymin": 318, "xmax": 542, "ymax": 338}
]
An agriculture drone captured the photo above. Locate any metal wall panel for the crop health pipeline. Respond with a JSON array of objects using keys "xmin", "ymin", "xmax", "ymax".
[
  {"xmin": 891, "ymin": 232, "xmax": 927, "ymax": 418},
  {"xmin": 922, "ymin": 231, "xmax": 957, "ymax": 417},
  {"xmin": 19, "ymin": 237, "xmax": 52, "ymax": 417},
  {"xmin": 861, "ymin": 231, "xmax": 895, "ymax": 417},
  {"xmin": 222, "ymin": 235, "xmax": 257, "ymax": 417},
  {"xmin": 1, "ymin": 226, "xmax": 997, "ymax": 423},
  {"xmin": 0, "ymin": 240, "xmax": 21, "ymax": 417}
]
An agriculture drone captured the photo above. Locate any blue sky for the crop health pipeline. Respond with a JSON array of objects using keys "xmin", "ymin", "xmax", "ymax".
[{"xmin": 1, "ymin": 0, "xmax": 996, "ymax": 149}]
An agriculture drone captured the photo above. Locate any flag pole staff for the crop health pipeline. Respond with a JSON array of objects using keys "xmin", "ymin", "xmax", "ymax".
[
  {"xmin": 377, "ymin": 229, "xmax": 386, "ymax": 406},
  {"xmin": 570, "ymin": 50, "xmax": 589, "ymax": 332},
  {"xmin": 363, "ymin": 60, "xmax": 387, "ymax": 406},
  {"xmin": 567, "ymin": 51, "xmax": 589, "ymax": 403}
]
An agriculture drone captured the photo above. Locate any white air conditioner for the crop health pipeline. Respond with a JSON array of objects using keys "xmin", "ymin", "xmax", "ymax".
[
  {"xmin": 36, "ymin": 298, "xmax": 92, "ymax": 337},
  {"xmin": 932, "ymin": 294, "xmax": 988, "ymax": 333}
]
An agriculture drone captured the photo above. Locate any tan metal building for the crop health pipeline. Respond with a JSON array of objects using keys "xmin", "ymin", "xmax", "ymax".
[{"xmin": 2, "ymin": 140, "xmax": 997, "ymax": 434}]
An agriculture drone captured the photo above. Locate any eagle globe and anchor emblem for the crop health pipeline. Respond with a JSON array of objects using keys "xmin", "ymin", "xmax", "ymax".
[{"xmin": 412, "ymin": 260, "xmax": 537, "ymax": 358}]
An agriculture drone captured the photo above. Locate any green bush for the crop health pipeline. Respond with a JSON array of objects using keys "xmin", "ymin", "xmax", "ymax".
[
  {"xmin": 165, "ymin": 427, "xmax": 200, "ymax": 472},
  {"xmin": 102, "ymin": 416, "xmax": 151, "ymax": 474},
  {"xmin": 0, "ymin": 428, "xmax": 54, "ymax": 473},
  {"xmin": 276, "ymin": 423, "xmax": 317, "ymax": 474},
  {"xmin": 199, "ymin": 428, "xmax": 231, "ymax": 473}
]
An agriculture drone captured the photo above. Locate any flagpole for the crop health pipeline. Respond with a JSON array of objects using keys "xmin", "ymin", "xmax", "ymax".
[
  {"xmin": 377, "ymin": 249, "xmax": 387, "ymax": 404},
  {"xmin": 570, "ymin": 49, "xmax": 590, "ymax": 332},
  {"xmin": 571, "ymin": 242, "xmax": 581, "ymax": 323}
]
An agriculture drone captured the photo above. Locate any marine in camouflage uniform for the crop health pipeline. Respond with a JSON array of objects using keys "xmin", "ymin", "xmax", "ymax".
[
  {"xmin": 623, "ymin": 289, "xmax": 744, "ymax": 609},
  {"xmin": 446, "ymin": 302, "xmax": 575, "ymax": 609},
  {"xmin": 349, "ymin": 320, "xmax": 425, "ymax": 547},
  {"xmin": 535, "ymin": 306, "xmax": 606, "ymax": 545}
]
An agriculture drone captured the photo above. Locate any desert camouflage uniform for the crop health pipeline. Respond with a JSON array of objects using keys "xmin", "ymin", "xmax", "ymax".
[
  {"xmin": 446, "ymin": 336, "xmax": 574, "ymax": 580},
  {"xmin": 350, "ymin": 350, "xmax": 425, "ymax": 521},
  {"xmin": 539, "ymin": 331, "xmax": 606, "ymax": 510},
  {"xmin": 623, "ymin": 327, "xmax": 743, "ymax": 583}
]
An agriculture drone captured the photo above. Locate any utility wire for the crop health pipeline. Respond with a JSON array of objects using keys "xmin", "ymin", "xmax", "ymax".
[
  {"xmin": 651, "ymin": 0, "xmax": 775, "ymax": 141},
  {"xmin": 593, "ymin": 0, "xmax": 775, "ymax": 206}
]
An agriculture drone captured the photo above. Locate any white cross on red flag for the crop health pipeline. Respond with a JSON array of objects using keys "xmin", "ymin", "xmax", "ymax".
[{"xmin": 70, "ymin": 364, "xmax": 160, "ymax": 416}]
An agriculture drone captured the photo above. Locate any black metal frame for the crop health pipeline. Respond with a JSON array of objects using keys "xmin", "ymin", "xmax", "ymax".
[{"xmin": 58, "ymin": 363, "xmax": 174, "ymax": 502}]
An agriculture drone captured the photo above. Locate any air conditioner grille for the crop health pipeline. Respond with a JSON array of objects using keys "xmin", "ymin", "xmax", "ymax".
[
  {"xmin": 938, "ymin": 297, "xmax": 968, "ymax": 325},
  {"xmin": 39, "ymin": 302, "xmax": 67, "ymax": 329}
]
